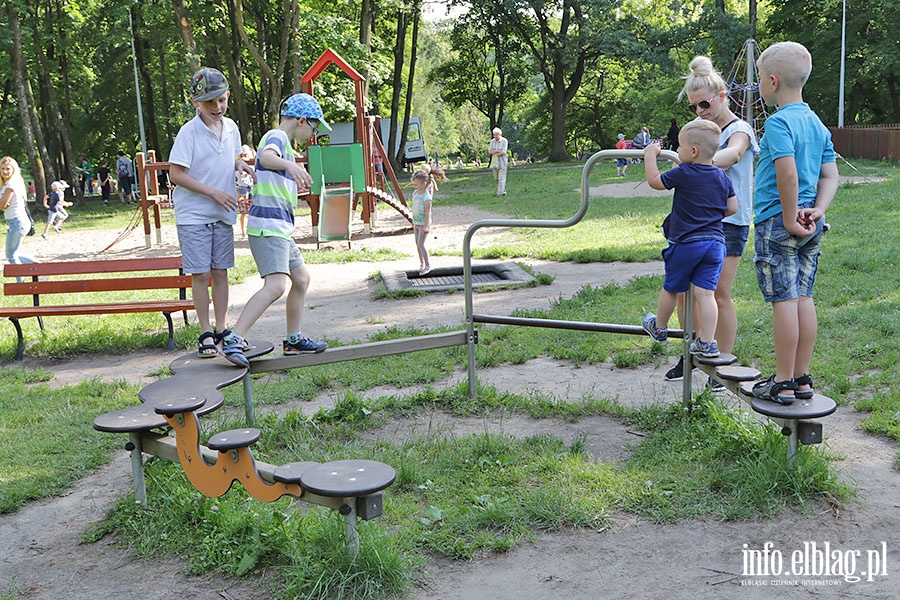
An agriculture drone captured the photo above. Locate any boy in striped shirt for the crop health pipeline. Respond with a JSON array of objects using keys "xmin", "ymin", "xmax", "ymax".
[{"xmin": 221, "ymin": 93, "xmax": 331, "ymax": 366}]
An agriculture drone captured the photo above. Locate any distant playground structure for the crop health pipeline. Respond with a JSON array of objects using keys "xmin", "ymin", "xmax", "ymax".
[{"xmin": 132, "ymin": 48, "xmax": 415, "ymax": 250}]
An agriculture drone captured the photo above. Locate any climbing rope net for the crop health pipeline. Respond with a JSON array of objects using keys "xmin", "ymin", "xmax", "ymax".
[{"xmin": 725, "ymin": 38, "xmax": 770, "ymax": 141}]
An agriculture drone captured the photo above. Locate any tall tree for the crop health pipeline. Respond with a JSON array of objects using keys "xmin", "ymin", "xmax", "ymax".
[
  {"xmin": 5, "ymin": 0, "xmax": 47, "ymax": 195},
  {"xmin": 170, "ymin": 0, "xmax": 201, "ymax": 72}
]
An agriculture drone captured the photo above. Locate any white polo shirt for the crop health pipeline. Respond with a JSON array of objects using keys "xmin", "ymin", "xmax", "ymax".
[{"xmin": 170, "ymin": 112, "xmax": 241, "ymax": 225}]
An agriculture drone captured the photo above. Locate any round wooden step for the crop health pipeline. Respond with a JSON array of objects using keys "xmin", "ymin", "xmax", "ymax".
[
  {"xmin": 716, "ymin": 365, "xmax": 761, "ymax": 381},
  {"xmin": 272, "ymin": 461, "xmax": 321, "ymax": 484},
  {"xmin": 154, "ymin": 395, "xmax": 207, "ymax": 417},
  {"xmin": 207, "ymin": 428, "xmax": 261, "ymax": 451},
  {"xmin": 299, "ymin": 459, "xmax": 396, "ymax": 497}
]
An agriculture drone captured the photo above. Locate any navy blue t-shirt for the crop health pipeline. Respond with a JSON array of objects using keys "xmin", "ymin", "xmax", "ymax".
[{"xmin": 659, "ymin": 163, "xmax": 734, "ymax": 243}]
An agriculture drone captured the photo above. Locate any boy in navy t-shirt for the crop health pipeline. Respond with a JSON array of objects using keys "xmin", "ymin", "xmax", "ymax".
[{"xmin": 641, "ymin": 119, "xmax": 737, "ymax": 358}]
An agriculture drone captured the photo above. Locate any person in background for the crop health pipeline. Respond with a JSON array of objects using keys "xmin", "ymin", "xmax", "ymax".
[
  {"xmin": 78, "ymin": 154, "xmax": 94, "ymax": 196},
  {"xmin": 667, "ymin": 118, "xmax": 680, "ymax": 151},
  {"xmin": 488, "ymin": 127, "xmax": 508, "ymax": 196},
  {"xmin": 410, "ymin": 169, "xmax": 433, "ymax": 275},
  {"xmin": 0, "ymin": 156, "xmax": 36, "ymax": 275},
  {"xmin": 116, "ymin": 150, "xmax": 135, "ymax": 204},
  {"xmin": 41, "ymin": 181, "xmax": 72, "ymax": 238},
  {"xmin": 97, "ymin": 159, "xmax": 112, "ymax": 206},
  {"xmin": 615, "ymin": 133, "xmax": 628, "ymax": 177},
  {"xmin": 236, "ymin": 145, "xmax": 255, "ymax": 240},
  {"xmin": 632, "ymin": 126, "xmax": 652, "ymax": 150}
]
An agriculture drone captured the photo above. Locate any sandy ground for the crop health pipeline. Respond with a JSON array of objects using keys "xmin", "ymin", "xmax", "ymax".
[{"xmin": 1, "ymin": 182, "xmax": 898, "ymax": 599}]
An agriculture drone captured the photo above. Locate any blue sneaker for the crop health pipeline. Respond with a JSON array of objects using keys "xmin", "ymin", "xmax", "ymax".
[
  {"xmin": 641, "ymin": 312, "xmax": 667, "ymax": 343},
  {"xmin": 283, "ymin": 337, "xmax": 327, "ymax": 355},
  {"xmin": 689, "ymin": 338, "xmax": 719, "ymax": 358}
]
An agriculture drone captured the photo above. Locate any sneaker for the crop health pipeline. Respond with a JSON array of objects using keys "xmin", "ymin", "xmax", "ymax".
[
  {"xmin": 689, "ymin": 338, "xmax": 720, "ymax": 358},
  {"xmin": 419, "ymin": 266, "xmax": 431, "ymax": 276},
  {"xmin": 41, "ymin": 233, "xmax": 48, "ymax": 240},
  {"xmin": 283, "ymin": 337, "xmax": 327, "ymax": 355},
  {"xmin": 641, "ymin": 312, "xmax": 667, "ymax": 343},
  {"xmin": 53, "ymin": 225, "xmax": 62, "ymax": 233},
  {"xmin": 706, "ymin": 377, "xmax": 726, "ymax": 393},
  {"xmin": 665, "ymin": 356, "xmax": 684, "ymax": 381}
]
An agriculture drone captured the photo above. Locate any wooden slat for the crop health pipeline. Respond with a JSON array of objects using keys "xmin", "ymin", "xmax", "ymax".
[
  {"xmin": 3, "ymin": 256, "xmax": 183, "ymax": 278},
  {"xmin": 250, "ymin": 330, "xmax": 468, "ymax": 374},
  {"xmin": 4, "ymin": 275, "xmax": 191, "ymax": 297},
  {"xmin": 0, "ymin": 300, "xmax": 194, "ymax": 318}
]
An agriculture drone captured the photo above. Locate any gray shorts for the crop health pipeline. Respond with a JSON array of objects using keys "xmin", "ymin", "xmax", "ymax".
[
  {"xmin": 176, "ymin": 222, "xmax": 235, "ymax": 274},
  {"xmin": 248, "ymin": 234, "xmax": 304, "ymax": 277}
]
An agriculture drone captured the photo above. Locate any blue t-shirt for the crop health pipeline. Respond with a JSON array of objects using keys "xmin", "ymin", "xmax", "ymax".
[
  {"xmin": 659, "ymin": 162, "xmax": 735, "ymax": 244},
  {"xmin": 754, "ymin": 102, "xmax": 835, "ymax": 224}
]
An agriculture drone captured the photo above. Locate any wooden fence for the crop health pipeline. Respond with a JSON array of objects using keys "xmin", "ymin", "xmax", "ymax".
[{"xmin": 829, "ymin": 125, "xmax": 900, "ymax": 161}]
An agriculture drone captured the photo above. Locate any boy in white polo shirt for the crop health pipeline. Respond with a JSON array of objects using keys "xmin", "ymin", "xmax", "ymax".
[{"xmin": 168, "ymin": 67, "xmax": 255, "ymax": 358}]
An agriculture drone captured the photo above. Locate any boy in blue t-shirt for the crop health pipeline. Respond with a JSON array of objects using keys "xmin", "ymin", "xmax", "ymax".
[
  {"xmin": 750, "ymin": 42, "xmax": 839, "ymax": 404},
  {"xmin": 221, "ymin": 93, "xmax": 332, "ymax": 367},
  {"xmin": 641, "ymin": 119, "xmax": 737, "ymax": 358}
]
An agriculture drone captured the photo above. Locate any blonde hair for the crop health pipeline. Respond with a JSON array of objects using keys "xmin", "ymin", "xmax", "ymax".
[
  {"xmin": 0, "ymin": 156, "xmax": 23, "ymax": 187},
  {"xmin": 679, "ymin": 56, "xmax": 727, "ymax": 100},
  {"xmin": 411, "ymin": 170, "xmax": 429, "ymax": 184},
  {"xmin": 679, "ymin": 120, "xmax": 721, "ymax": 160},
  {"xmin": 756, "ymin": 41, "xmax": 812, "ymax": 90}
]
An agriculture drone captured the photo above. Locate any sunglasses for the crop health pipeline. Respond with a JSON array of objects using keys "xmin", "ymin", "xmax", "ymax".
[
  {"xmin": 307, "ymin": 119, "xmax": 320, "ymax": 131},
  {"xmin": 687, "ymin": 94, "xmax": 719, "ymax": 113}
]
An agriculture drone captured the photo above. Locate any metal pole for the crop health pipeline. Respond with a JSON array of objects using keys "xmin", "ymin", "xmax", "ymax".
[
  {"xmin": 838, "ymin": 0, "xmax": 846, "ymax": 127},
  {"xmin": 744, "ymin": 39, "xmax": 755, "ymax": 126},
  {"xmin": 129, "ymin": 3, "xmax": 148, "ymax": 157}
]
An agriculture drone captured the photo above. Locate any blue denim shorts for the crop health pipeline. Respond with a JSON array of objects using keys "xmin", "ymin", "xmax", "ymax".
[
  {"xmin": 723, "ymin": 222, "xmax": 749, "ymax": 257},
  {"xmin": 662, "ymin": 239, "xmax": 725, "ymax": 293},
  {"xmin": 753, "ymin": 206, "xmax": 824, "ymax": 302},
  {"xmin": 176, "ymin": 222, "xmax": 235, "ymax": 274}
]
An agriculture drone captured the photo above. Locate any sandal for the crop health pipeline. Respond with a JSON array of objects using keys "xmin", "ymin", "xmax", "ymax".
[
  {"xmin": 794, "ymin": 373, "xmax": 814, "ymax": 400},
  {"xmin": 752, "ymin": 375, "xmax": 797, "ymax": 405},
  {"xmin": 197, "ymin": 331, "xmax": 218, "ymax": 358},
  {"xmin": 215, "ymin": 328, "xmax": 250, "ymax": 351},
  {"xmin": 221, "ymin": 333, "xmax": 250, "ymax": 368}
]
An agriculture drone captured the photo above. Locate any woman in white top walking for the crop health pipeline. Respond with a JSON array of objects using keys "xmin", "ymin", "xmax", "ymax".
[{"xmin": 488, "ymin": 127, "xmax": 508, "ymax": 196}]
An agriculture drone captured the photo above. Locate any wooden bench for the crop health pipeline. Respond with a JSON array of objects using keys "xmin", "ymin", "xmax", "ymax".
[{"xmin": 2, "ymin": 256, "xmax": 195, "ymax": 359}]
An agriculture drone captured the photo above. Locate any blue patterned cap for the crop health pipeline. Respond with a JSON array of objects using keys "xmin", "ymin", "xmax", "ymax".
[{"xmin": 280, "ymin": 93, "xmax": 332, "ymax": 132}]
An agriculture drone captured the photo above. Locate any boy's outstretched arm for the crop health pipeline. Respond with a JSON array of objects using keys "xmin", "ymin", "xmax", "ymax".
[
  {"xmin": 643, "ymin": 143, "xmax": 666, "ymax": 190},
  {"xmin": 798, "ymin": 162, "xmax": 838, "ymax": 228}
]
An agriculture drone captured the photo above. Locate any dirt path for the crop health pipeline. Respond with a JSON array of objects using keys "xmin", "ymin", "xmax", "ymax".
[{"xmin": 2, "ymin": 186, "xmax": 897, "ymax": 599}]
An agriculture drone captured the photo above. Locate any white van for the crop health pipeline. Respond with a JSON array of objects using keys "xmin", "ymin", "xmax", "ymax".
[{"xmin": 324, "ymin": 117, "xmax": 426, "ymax": 166}]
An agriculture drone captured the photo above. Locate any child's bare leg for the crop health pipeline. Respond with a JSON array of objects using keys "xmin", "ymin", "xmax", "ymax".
[
  {"xmin": 771, "ymin": 299, "xmax": 799, "ymax": 391},
  {"xmin": 794, "ymin": 296, "xmax": 817, "ymax": 379},
  {"xmin": 714, "ymin": 255, "xmax": 741, "ymax": 353},
  {"xmin": 231, "ymin": 273, "xmax": 288, "ymax": 338},
  {"xmin": 693, "ymin": 287, "xmax": 718, "ymax": 343},
  {"xmin": 285, "ymin": 264, "xmax": 311, "ymax": 333},
  {"xmin": 655, "ymin": 288, "xmax": 678, "ymax": 329},
  {"xmin": 209, "ymin": 268, "xmax": 230, "ymax": 331}
]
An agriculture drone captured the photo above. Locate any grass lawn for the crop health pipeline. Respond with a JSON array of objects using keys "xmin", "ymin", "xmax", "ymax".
[{"xmin": 1, "ymin": 158, "xmax": 898, "ymax": 599}]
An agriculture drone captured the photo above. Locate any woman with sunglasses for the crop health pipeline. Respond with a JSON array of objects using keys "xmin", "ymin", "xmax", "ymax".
[{"xmin": 664, "ymin": 55, "xmax": 759, "ymax": 384}]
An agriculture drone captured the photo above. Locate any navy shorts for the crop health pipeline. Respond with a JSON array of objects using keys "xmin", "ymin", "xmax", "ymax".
[{"xmin": 662, "ymin": 239, "xmax": 725, "ymax": 293}]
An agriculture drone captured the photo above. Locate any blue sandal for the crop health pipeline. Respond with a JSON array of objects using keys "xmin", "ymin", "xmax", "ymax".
[
  {"xmin": 752, "ymin": 376, "xmax": 797, "ymax": 405},
  {"xmin": 221, "ymin": 333, "xmax": 250, "ymax": 368}
]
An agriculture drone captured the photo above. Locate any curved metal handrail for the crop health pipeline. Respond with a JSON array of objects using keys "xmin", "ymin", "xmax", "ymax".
[{"xmin": 463, "ymin": 148, "xmax": 681, "ymax": 398}]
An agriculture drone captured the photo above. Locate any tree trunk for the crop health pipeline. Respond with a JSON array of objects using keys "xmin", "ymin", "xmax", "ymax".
[
  {"xmin": 400, "ymin": 3, "xmax": 421, "ymax": 165},
  {"xmin": 6, "ymin": 1, "xmax": 47, "ymax": 196},
  {"xmin": 30, "ymin": 3, "xmax": 75, "ymax": 188},
  {"xmin": 230, "ymin": 0, "xmax": 280, "ymax": 126},
  {"xmin": 170, "ymin": 0, "xmax": 201, "ymax": 72},
  {"xmin": 359, "ymin": 0, "xmax": 375, "ymax": 99},
  {"xmin": 156, "ymin": 33, "xmax": 175, "ymax": 152},
  {"xmin": 222, "ymin": 1, "xmax": 252, "ymax": 143},
  {"xmin": 388, "ymin": 9, "xmax": 408, "ymax": 169},
  {"xmin": 289, "ymin": 0, "xmax": 303, "ymax": 93}
]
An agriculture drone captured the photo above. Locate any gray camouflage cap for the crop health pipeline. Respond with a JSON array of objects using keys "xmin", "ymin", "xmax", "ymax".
[{"xmin": 190, "ymin": 68, "xmax": 229, "ymax": 102}]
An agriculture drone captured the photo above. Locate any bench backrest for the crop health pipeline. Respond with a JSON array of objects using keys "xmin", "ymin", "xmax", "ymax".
[{"xmin": 3, "ymin": 256, "xmax": 191, "ymax": 301}]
